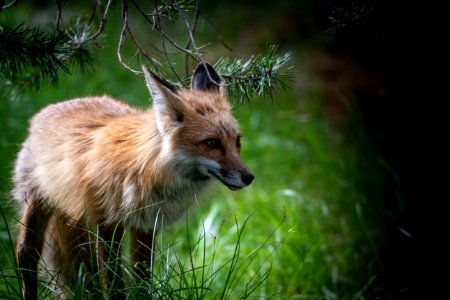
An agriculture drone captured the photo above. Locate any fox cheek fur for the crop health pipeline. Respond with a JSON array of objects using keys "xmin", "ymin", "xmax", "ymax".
[{"xmin": 12, "ymin": 61, "xmax": 253, "ymax": 299}]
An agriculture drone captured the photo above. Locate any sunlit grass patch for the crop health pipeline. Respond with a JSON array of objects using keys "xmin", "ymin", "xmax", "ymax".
[{"xmin": 1, "ymin": 207, "xmax": 282, "ymax": 300}]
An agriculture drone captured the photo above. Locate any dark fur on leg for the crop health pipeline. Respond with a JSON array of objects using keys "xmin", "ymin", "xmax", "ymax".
[
  {"xmin": 16, "ymin": 194, "xmax": 51, "ymax": 300},
  {"xmin": 130, "ymin": 229, "xmax": 155, "ymax": 281}
]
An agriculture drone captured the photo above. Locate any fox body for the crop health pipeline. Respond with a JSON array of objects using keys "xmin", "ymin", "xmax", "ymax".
[{"xmin": 13, "ymin": 63, "xmax": 253, "ymax": 299}]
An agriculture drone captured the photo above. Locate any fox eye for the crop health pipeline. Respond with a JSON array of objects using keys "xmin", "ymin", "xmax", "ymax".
[{"xmin": 203, "ymin": 138, "xmax": 223, "ymax": 150}]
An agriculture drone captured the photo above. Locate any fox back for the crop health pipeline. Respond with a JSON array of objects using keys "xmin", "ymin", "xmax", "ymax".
[{"xmin": 13, "ymin": 63, "xmax": 253, "ymax": 299}]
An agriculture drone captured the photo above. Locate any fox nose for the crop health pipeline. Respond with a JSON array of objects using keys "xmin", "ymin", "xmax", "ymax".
[{"xmin": 241, "ymin": 173, "xmax": 255, "ymax": 185}]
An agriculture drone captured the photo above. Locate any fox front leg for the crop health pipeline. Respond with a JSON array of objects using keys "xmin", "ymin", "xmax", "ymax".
[
  {"xmin": 16, "ymin": 195, "xmax": 52, "ymax": 300},
  {"xmin": 93, "ymin": 224, "xmax": 126, "ymax": 300},
  {"xmin": 130, "ymin": 229, "xmax": 155, "ymax": 280}
]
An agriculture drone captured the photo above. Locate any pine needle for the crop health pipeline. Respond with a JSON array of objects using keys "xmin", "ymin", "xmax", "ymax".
[{"xmin": 214, "ymin": 44, "xmax": 293, "ymax": 102}]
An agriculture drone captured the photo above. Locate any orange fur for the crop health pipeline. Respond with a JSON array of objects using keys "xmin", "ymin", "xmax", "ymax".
[{"xmin": 13, "ymin": 63, "xmax": 253, "ymax": 299}]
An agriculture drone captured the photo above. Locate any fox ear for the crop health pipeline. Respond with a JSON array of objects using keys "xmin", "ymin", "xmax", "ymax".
[
  {"xmin": 191, "ymin": 62, "xmax": 222, "ymax": 93},
  {"xmin": 142, "ymin": 65, "xmax": 185, "ymax": 133}
]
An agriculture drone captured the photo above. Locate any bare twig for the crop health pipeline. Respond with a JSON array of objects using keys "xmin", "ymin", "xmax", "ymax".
[
  {"xmin": 174, "ymin": 1, "xmax": 223, "ymax": 87},
  {"xmin": 118, "ymin": 2, "xmax": 166, "ymax": 56},
  {"xmin": 130, "ymin": 0, "xmax": 198, "ymax": 61},
  {"xmin": 125, "ymin": 23, "xmax": 161, "ymax": 71},
  {"xmin": 78, "ymin": 0, "xmax": 113, "ymax": 46},
  {"xmin": 202, "ymin": 14, "xmax": 232, "ymax": 52},
  {"xmin": 184, "ymin": 0, "xmax": 200, "ymax": 76},
  {"xmin": 154, "ymin": 0, "xmax": 185, "ymax": 85},
  {"xmin": 173, "ymin": 1, "xmax": 203, "ymax": 61},
  {"xmin": 118, "ymin": 0, "xmax": 140, "ymax": 73},
  {"xmin": 87, "ymin": 0, "xmax": 103, "ymax": 25},
  {"xmin": 55, "ymin": 0, "xmax": 63, "ymax": 33},
  {"xmin": 183, "ymin": 0, "xmax": 200, "ymax": 50},
  {"xmin": 1, "ymin": 0, "xmax": 17, "ymax": 11}
]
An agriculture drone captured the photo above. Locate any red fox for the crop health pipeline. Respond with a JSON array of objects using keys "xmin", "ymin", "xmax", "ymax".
[{"xmin": 13, "ymin": 62, "xmax": 254, "ymax": 299}]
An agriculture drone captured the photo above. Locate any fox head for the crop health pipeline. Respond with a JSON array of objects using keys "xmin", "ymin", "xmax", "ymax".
[{"xmin": 142, "ymin": 62, "xmax": 254, "ymax": 190}]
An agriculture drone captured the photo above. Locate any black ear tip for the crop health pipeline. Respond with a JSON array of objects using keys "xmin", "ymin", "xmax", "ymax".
[
  {"xmin": 153, "ymin": 72, "xmax": 179, "ymax": 94},
  {"xmin": 191, "ymin": 62, "xmax": 221, "ymax": 92},
  {"xmin": 194, "ymin": 62, "xmax": 213, "ymax": 72},
  {"xmin": 142, "ymin": 64, "xmax": 179, "ymax": 94}
]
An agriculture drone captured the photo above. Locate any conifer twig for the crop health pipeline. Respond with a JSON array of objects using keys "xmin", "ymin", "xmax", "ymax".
[
  {"xmin": 1, "ymin": 0, "xmax": 294, "ymax": 102},
  {"xmin": 78, "ymin": 0, "xmax": 113, "ymax": 46},
  {"xmin": 215, "ymin": 45, "xmax": 293, "ymax": 102},
  {"xmin": 0, "ymin": 24, "xmax": 70, "ymax": 80}
]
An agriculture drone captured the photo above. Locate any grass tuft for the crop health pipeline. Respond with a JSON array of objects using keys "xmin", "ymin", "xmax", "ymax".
[{"xmin": 0, "ymin": 207, "xmax": 280, "ymax": 299}]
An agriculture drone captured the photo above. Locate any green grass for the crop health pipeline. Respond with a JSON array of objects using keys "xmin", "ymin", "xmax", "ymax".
[{"xmin": 0, "ymin": 4, "xmax": 388, "ymax": 300}]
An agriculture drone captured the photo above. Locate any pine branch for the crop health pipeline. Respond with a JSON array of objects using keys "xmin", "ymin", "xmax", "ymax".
[
  {"xmin": 1, "ymin": 2, "xmax": 294, "ymax": 103},
  {"xmin": 0, "ymin": 24, "xmax": 70, "ymax": 80},
  {"xmin": 127, "ymin": 2, "xmax": 294, "ymax": 101},
  {"xmin": 151, "ymin": 0, "xmax": 193, "ymax": 22},
  {"xmin": 65, "ymin": 21, "xmax": 97, "ymax": 74},
  {"xmin": 0, "ymin": 22, "xmax": 96, "ymax": 89},
  {"xmin": 214, "ymin": 45, "xmax": 293, "ymax": 102}
]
